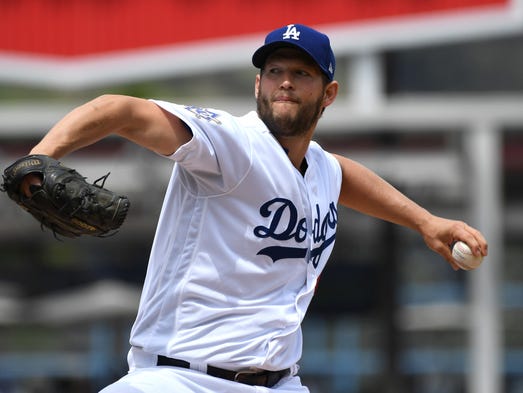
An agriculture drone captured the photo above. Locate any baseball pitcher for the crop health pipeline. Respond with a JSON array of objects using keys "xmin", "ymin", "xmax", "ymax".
[{"xmin": 2, "ymin": 24, "xmax": 488, "ymax": 393}]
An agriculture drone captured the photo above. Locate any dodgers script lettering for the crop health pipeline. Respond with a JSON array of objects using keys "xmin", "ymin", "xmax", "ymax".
[{"xmin": 254, "ymin": 198, "xmax": 337, "ymax": 267}]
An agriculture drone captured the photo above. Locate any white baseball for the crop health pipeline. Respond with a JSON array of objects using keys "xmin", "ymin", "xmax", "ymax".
[{"xmin": 452, "ymin": 241, "xmax": 483, "ymax": 270}]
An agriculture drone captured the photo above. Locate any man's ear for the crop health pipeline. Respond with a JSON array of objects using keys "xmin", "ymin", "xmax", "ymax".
[
  {"xmin": 323, "ymin": 80, "xmax": 339, "ymax": 108},
  {"xmin": 255, "ymin": 74, "xmax": 261, "ymax": 99}
]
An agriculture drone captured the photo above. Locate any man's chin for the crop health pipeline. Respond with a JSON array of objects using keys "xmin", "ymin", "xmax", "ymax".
[{"xmin": 272, "ymin": 106, "xmax": 298, "ymax": 122}]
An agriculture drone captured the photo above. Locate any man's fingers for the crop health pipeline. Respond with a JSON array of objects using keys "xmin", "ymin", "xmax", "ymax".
[{"xmin": 21, "ymin": 174, "xmax": 42, "ymax": 197}]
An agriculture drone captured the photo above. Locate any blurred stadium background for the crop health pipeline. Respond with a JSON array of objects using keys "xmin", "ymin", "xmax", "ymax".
[{"xmin": 1, "ymin": 0, "xmax": 522, "ymax": 392}]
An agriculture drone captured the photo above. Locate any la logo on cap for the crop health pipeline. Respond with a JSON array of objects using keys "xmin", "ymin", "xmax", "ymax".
[{"xmin": 282, "ymin": 24, "xmax": 300, "ymax": 41}]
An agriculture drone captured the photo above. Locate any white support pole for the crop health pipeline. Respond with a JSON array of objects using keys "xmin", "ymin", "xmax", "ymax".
[
  {"xmin": 347, "ymin": 51, "xmax": 384, "ymax": 114},
  {"xmin": 466, "ymin": 121, "xmax": 503, "ymax": 393}
]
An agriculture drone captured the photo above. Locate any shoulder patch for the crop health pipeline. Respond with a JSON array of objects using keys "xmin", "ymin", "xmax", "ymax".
[{"xmin": 184, "ymin": 106, "xmax": 222, "ymax": 125}]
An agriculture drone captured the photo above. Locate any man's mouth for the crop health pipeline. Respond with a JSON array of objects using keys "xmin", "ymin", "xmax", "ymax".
[{"xmin": 274, "ymin": 96, "xmax": 298, "ymax": 103}]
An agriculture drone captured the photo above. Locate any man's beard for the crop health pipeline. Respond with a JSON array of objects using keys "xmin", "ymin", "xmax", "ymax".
[{"xmin": 256, "ymin": 91, "xmax": 324, "ymax": 138}]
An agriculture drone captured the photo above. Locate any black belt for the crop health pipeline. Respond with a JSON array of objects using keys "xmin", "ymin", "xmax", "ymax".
[{"xmin": 156, "ymin": 355, "xmax": 290, "ymax": 388}]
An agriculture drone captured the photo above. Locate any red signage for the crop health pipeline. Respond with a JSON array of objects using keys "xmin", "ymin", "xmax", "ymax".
[{"xmin": 0, "ymin": 0, "xmax": 510, "ymax": 57}]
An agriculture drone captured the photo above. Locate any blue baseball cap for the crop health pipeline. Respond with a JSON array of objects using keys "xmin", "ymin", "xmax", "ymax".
[{"xmin": 252, "ymin": 23, "xmax": 336, "ymax": 81}]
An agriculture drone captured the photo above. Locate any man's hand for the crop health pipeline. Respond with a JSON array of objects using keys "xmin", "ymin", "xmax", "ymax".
[
  {"xmin": 2, "ymin": 155, "xmax": 130, "ymax": 238},
  {"xmin": 21, "ymin": 173, "xmax": 43, "ymax": 197},
  {"xmin": 419, "ymin": 214, "xmax": 488, "ymax": 270}
]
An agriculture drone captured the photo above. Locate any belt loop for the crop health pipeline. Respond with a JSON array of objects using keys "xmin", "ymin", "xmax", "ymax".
[{"xmin": 192, "ymin": 362, "xmax": 208, "ymax": 374}]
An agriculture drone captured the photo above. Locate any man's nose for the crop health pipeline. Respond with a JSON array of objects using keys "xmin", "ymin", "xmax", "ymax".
[{"xmin": 279, "ymin": 74, "xmax": 294, "ymax": 89}]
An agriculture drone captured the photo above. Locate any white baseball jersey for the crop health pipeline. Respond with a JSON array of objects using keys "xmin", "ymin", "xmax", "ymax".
[{"xmin": 128, "ymin": 100, "xmax": 342, "ymax": 372}]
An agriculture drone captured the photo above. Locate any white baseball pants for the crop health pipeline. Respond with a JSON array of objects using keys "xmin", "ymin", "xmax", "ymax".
[
  {"xmin": 98, "ymin": 347, "xmax": 309, "ymax": 393},
  {"xmin": 98, "ymin": 367, "xmax": 310, "ymax": 393}
]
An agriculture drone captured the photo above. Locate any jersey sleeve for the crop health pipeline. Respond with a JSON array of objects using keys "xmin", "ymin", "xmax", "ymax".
[{"xmin": 151, "ymin": 100, "xmax": 252, "ymax": 195}]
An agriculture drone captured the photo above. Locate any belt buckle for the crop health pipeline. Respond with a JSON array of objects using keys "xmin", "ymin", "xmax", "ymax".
[{"xmin": 234, "ymin": 369, "xmax": 261, "ymax": 383}]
